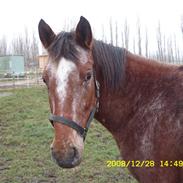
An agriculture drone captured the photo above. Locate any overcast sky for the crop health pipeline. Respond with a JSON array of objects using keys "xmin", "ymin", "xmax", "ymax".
[{"xmin": 0, "ymin": 0, "xmax": 183, "ymax": 52}]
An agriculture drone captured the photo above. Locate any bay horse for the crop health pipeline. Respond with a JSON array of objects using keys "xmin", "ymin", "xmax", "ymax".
[{"xmin": 38, "ymin": 16, "xmax": 183, "ymax": 183}]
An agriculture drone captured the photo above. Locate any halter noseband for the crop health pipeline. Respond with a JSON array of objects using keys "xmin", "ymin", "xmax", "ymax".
[{"xmin": 49, "ymin": 70, "xmax": 100, "ymax": 141}]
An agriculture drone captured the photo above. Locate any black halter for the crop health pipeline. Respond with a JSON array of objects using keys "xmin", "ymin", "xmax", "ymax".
[{"xmin": 49, "ymin": 70, "xmax": 100, "ymax": 141}]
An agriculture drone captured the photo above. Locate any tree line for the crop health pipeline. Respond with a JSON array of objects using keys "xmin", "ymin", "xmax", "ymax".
[
  {"xmin": 0, "ymin": 18, "xmax": 183, "ymax": 69},
  {"xmin": 105, "ymin": 18, "xmax": 183, "ymax": 64},
  {"xmin": 0, "ymin": 28, "xmax": 39, "ymax": 69}
]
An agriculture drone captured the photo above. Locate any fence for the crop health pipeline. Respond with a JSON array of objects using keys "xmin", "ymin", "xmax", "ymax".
[{"xmin": 0, "ymin": 68, "xmax": 44, "ymax": 89}]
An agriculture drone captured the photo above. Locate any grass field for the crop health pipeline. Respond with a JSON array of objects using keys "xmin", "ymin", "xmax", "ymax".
[{"xmin": 0, "ymin": 87, "xmax": 137, "ymax": 183}]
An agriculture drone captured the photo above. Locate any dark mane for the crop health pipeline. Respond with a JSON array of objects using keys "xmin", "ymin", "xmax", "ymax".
[
  {"xmin": 92, "ymin": 40, "xmax": 126, "ymax": 91},
  {"xmin": 48, "ymin": 32, "xmax": 126, "ymax": 91}
]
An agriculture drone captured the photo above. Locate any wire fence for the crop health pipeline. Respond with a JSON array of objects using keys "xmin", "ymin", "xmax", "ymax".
[{"xmin": 0, "ymin": 68, "xmax": 44, "ymax": 89}]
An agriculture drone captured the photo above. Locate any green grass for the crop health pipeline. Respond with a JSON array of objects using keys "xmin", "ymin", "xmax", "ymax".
[{"xmin": 0, "ymin": 87, "xmax": 137, "ymax": 183}]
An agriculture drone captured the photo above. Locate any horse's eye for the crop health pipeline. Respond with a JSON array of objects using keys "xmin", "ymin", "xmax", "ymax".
[{"xmin": 85, "ymin": 72, "xmax": 92, "ymax": 82}]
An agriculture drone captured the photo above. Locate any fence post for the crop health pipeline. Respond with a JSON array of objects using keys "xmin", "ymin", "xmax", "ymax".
[{"xmin": 12, "ymin": 72, "xmax": 15, "ymax": 88}]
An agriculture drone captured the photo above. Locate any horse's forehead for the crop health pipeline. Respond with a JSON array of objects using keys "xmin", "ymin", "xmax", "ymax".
[
  {"xmin": 56, "ymin": 58, "xmax": 77, "ymax": 79},
  {"xmin": 55, "ymin": 58, "xmax": 77, "ymax": 103},
  {"xmin": 57, "ymin": 58, "xmax": 77, "ymax": 75},
  {"xmin": 46, "ymin": 58, "xmax": 77, "ymax": 76}
]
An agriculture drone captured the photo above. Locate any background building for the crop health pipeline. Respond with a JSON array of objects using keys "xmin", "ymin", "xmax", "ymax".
[{"xmin": 0, "ymin": 55, "xmax": 25, "ymax": 77}]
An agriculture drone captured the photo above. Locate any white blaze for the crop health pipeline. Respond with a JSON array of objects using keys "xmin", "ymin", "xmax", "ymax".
[
  {"xmin": 56, "ymin": 58, "xmax": 77, "ymax": 104},
  {"xmin": 55, "ymin": 58, "xmax": 83, "ymax": 147}
]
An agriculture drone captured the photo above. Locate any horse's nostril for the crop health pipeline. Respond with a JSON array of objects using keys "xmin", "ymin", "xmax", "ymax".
[
  {"xmin": 69, "ymin": 146, "xmax": 78, "ymax": 159},
  {"xmin": 72, "ymin": 147, "xmax": 78, "ymax": 158}
]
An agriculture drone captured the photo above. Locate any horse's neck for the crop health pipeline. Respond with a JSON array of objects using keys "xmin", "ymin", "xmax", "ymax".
[{"xmin": 94, "ymin": 52, "xmax": 177, "ymax": 145}]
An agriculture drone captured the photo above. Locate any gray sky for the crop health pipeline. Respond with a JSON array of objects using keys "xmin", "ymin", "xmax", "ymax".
[{"xmin": 0, "ymin": 0, "xmax": 183, "ymax": 53}]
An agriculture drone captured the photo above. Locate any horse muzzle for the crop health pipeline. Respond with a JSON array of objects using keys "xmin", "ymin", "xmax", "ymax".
[{"xmin": 51, "ymin": 146, "xmax": 82, "ymax": 168}]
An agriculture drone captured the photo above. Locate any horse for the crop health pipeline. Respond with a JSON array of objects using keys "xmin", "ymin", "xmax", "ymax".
[{"xmin": 38, "ymin": 16, "xmax": 183, "ymax": 183}]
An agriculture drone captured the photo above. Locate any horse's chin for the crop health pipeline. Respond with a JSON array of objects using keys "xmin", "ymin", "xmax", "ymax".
[{"xmin": 53, "ymin": 157, "xmax": 82, "ymax": 168}]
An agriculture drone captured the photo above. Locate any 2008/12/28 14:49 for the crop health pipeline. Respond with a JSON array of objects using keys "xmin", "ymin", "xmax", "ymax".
[{"xmin": 106, "ymin": 160, "xmax": 183, "ymax": 168}]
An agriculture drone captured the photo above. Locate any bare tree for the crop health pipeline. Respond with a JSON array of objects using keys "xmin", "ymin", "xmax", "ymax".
[
  {"xmin": 181, "ymin": 16, "xmax": 183, "ymax": 35},
  {"xmin": 156, "ymin": 22, "xmax": 164, "ymax": 61},
  {"xmin": 11, "ymin": 34, "xmax": 24, "ymax": 55},
  {"xmin": 109, "ymin": 19, "xmax": 113, "ymax": 45},
  {"xmin": 133, "ymin": 37, "xmax": 136, "ymax": 54},
  {"xmin": 121, "ymin": 30, "xmax": 124, "ymax": 48},
  {"xmin": 145, "ymin": 28, "xmax": 149, "ymax": 57},
  {"xmin": 30, "ymin": 31, "xmax": 39, "ymax": 66},
  {"xmin": 0, "ymin": 36, "xmax": 7, "ymax": 55},
  {"xmin": 123, "ymin": 19, "xmax": 129, "ymax": 49},
  {"xmin": 101, "ymin": 25, "xmax": 107, "ymax": 42},
  {"xmin": 24, "ymin": 27, "xmax": 31, "ymax": 67},
  {"xmin": 167, "ymin": 36, "xmax": 174, "ymax": 63},
  {"xmin": 137, "ymin": 18, "xmax": 142, "ymax": 55},
  {"xmin": 115, "ymin": 21, "xmax": 118, "ymax": 46},
  {"xmin": 10, "ymin": 28, "xmax": 39, "ymax": 69},
  {"xmin": 173, "ymin": 34, "xmax": 181, "ymax": 64}
]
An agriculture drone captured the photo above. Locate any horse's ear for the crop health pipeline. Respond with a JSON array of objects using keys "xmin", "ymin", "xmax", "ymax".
[
  {"xmin": 76, "ymin": 16, "xmax": 93, "ymax": 49},
  {"xmin": 38, "ymin": 19, "xmax": 56, "ymax": 49}
]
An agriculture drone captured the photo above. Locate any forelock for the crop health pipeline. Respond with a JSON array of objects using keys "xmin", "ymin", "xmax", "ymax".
[{"xmin": 48, "ymin": 31, "xmax": 79, "ymax": 62}]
